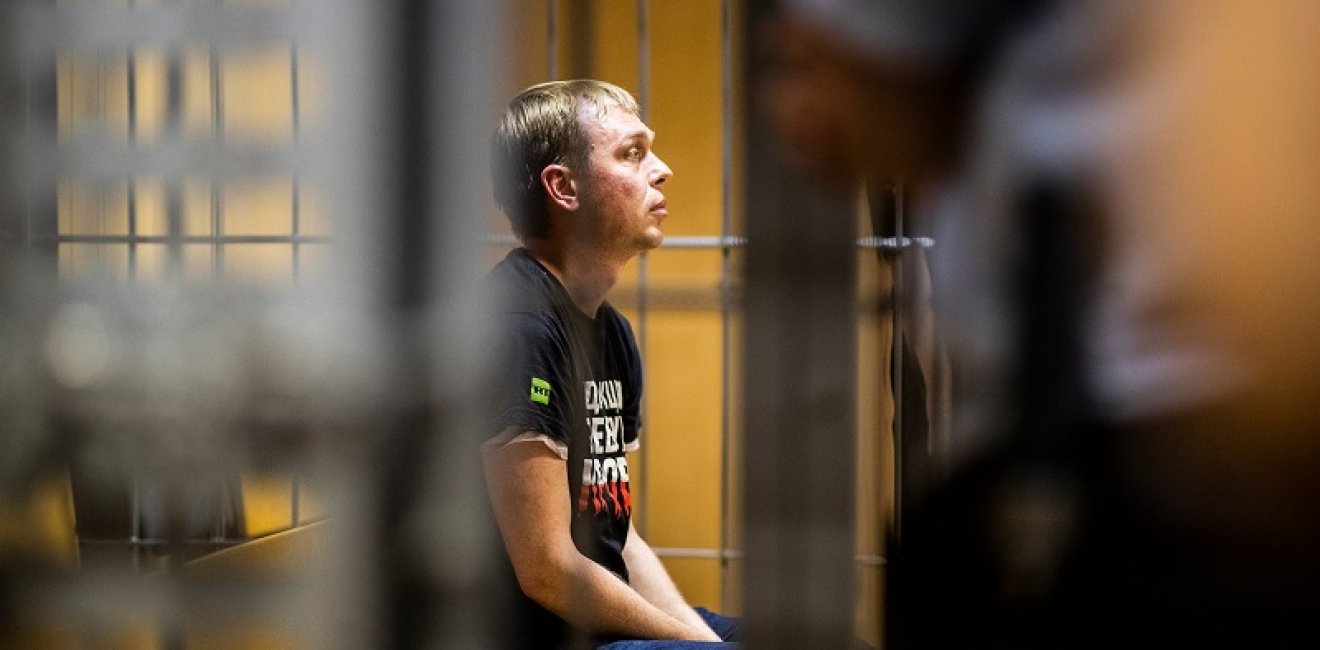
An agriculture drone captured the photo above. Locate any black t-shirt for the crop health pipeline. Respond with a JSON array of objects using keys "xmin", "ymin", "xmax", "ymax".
[{"xmin": 482, "ymin": 248, "xmax": 643, "ymax": 647}]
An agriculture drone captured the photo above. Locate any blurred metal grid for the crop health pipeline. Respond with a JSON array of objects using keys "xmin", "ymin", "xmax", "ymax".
[{"xmin": 1, "ymin": 0, "xmax": 445, "ymax": 646}]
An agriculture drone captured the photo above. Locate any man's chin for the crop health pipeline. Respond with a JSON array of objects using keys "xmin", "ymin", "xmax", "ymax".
[{"xmin": 640, "ymin": 230, "xmax": 664, "ymax": 251}]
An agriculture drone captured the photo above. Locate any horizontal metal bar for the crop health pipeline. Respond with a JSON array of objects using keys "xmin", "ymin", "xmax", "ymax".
[
  {"xmin": 18, "ymin": 3, "xmax": 301, "ymax": 56},
  {"xmin": 652, "ymin": 547, "xmax": 744, "ymax": 560},
  {"xmin": 483, "ymin": 234, "xmax": 933, "ymax": 251},
  {"xmin": 858, "ymin": 235, "xmax": 934, "ymax": 250},
  {"xmin": 17, "ymin": 134, "xmax": 297, "ymax": 184},
  {"xmin": 37, "ymin": 232, "xmax": 928, "ymax": 256},
  {"xmin": 652, "ymin": 546, "xmax": 886, "ymax": 566},
  {"xmin": 79, "ymin": 538, "xmax": 247, "ymax": 547},
  {"xmin": 41, "ymin": 234, "xmax": 330, "ymax": 245},
  {"xmin": 656, "ymin": 235, "xmax": 748, "ymax": 249}
]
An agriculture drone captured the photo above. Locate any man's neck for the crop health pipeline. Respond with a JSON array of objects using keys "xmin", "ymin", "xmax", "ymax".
[{"xmin": 523, "ymin": 241, "xmax": 625, "ymax": 317}]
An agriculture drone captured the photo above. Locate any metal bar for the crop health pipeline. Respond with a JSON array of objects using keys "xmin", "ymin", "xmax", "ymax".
[
  {"xmin": 165, "ymin": 48, "xmax": 184, "ymax": 276},
  {"xmin": 14, "ymin": 7, "xmax": 59, "ymax": 266},
  {"xmin": 293, "ymin": 0, "xmax": 402, "ymax": 645},
  {"xmin": 441, "ymin": 0, "xmax": 504, "ymax": 637},
  {"xmin": 214, "ymin": 481, "xmax": 229, "ymax": 544},
  {"xmin": 21, "ymin": 38, "xmax": 32, "ymax": 252},
  {"xmin": 291, "ymin": 41, "xmax": 302, "ymax": 283},
  {"xmin": 27, "ymin": 19, "xmax": 58, "ymax": 268},
  {"xmin": 209, "ymin": 39, "xmax": 224, "ymax": 276},
  {"xmin": 485, "ymin": 233, "xmax": 931, "ymax": 250},
  {"xmin": 17, "ymin": 136, "xmax": 297, "ymax": 182},
  {"xmin": 289, "ymin": 21, "xmax": 302, "ymax": 530},
  {"xmin": 637, "ymin": 0, "xmax": 649, "ymax": 120},
  {"xmin": 130, "ymin": 476, "xmax": 142, "ymax": 571},
  {"xmin": 652, "ymin": 546, "xmax": 886, "ymax": 566},
  {"xmin": 547, "ymin": 0, "xmax": 558, "ymax": 79},
  {"xmin": 77, "ymin": 537, "xmax": 250, "ymax": 547},
  {"xmin": 741, "ymin": 1, "xmax": 859, "ymax": 646},
  {"xmin": 126, "ymin": 36, "xmax": 138, "ymax": 282},
  {"xmin": 635, "ymin": 0, "xmax": 651, "ymax": 538},
  {"xmin": 407, "ymin": 0, "xmax": 507, "ymax": 646},
  {"xmin": 858, "ymin": 235, "xmax": 934, "ymax": 250},
  {"xmin": 568, "ymin": 0, "xmax": 594, "ymax": 79},
  {"xmin": 654, "ymin": 547, "xmax": 744, "ymax": 560},
  {"xmin": 718, "ymin": 0, "xmax": 734, "ymax": 615},
  {"xmin": 290, "ymin": 478, "xmax": 301, "ymax": 529},
  {"xmin": 36, "ymin": 234, "xmax": 331, "ymax": 244},
  {"xmin": 891, "ymin": 185, "xmax": 905, "ymax": 545}
]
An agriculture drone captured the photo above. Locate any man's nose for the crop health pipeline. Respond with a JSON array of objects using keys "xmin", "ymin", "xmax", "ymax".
[{"xmin": 652, "ymin": 155, "xmax": 673, "ymax": 186}]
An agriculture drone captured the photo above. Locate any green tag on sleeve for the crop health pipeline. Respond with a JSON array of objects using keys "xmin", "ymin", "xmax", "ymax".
[{"xmin": 530, "ymin": 377, "xmax": 551, "ymax": 405}]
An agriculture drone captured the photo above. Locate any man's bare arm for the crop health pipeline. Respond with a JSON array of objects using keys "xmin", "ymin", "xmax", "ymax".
[
  {"xmin": 482, "ymin": 437, "xmax": 714, "ymax": 641},
  {"xmin": 622, "ymin": 523, "xmax": 721, "ymax": 641}
]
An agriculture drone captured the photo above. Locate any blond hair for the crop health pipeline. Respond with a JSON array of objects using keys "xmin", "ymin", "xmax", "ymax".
[{"xmin": 491, "ymin": 79, "xmax": 641, "ymax": 240}]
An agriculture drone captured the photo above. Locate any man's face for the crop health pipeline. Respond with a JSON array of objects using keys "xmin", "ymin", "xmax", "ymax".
[{"xmin": 574, "ymin": 103, "xmax": 672, "ymax": 257}]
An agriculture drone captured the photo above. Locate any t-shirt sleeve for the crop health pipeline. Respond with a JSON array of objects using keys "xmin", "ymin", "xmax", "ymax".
[{"xmin": 484, "ymin": 312, "xmax": 573, "ymax": 451}]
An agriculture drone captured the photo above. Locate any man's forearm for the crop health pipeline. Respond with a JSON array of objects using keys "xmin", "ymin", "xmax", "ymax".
[
  {"xmin": 485, "ymin": 442, "xmax": 713, "ymax": 642},
  {"xmin": 623, "ymin": 531, "xmax": 720, "ymax": 640},
  {"xmin": 528, "ymin": 551, "xmax": 713, "ymax": 641}
]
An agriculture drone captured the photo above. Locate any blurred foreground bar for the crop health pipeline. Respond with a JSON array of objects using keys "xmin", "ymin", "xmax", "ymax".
[
  {"xmin": 740, "ymin": 1, "xmax": 860, "ymax": 648},
  {"xmin": 1, "ymin": 0, "xmax": 503, "ymax": 648}
]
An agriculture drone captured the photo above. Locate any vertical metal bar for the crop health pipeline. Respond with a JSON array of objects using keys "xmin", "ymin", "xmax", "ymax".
[
  {"xmin": 130, "ymin": 476, "xmax": 142, "ymax": 571},
  {"xmin": 22, "ymin": 42, "xmax": 32, "ymax": 252},
  {"xmin": 213, "ymin": 482, "xmax": 228, "ymax": 543},
  {"xmin": 288, "ymin": 3, "xmax": 304, "ymax": 531},
  {"xmin": 419, "ymin": 1, "xmax": 505, "ymax": 646},
  {"xmin": 165, "ymin": 51, "xmax": 183, "ymax": 277},
  {"xmin": 634, "ymin": 0, "xmax": 651, "ymax": 536},
  {"xmin": 636, "ymin": 0, "xmax": 649, "ymax": 121},
  {"xmin": 568, "ymin": 1, "xmax": 595, "ymax": 79},
  {"xmin": 14, "ymin": 6, "xmax": 58, "ymax": 261},
  {"xmin": 125, "ymin": 0, "xmax": 141, "ymax": 285},
  {"xmin": 718, "ymin": 0, "xmax": 733, "ymax": 615},
  {"xmin": 209, "ymin": 42, "xmax": 224, "ymax": 277},
  {"xmin": 891, "ymin": 185, "xmax": 904, "ymax": 545},
  {"xmin": 126, "ymin": 37, "xmax": 138, "ymax": 282},
  {"xmin": 291, "ymin": 41, "xmax": 302, "ymax": 284},
  {"xmin": 208, "ymin": 0, "xmax": 228, "ymax": 544},
  {"xmin": 293, "ymin": 0, "xmax": 401, "ymax": 643},
  {"xmin": 97, "ymin": 63, "xmax": 109, "ymax": 254},
  {"xmin": 21, "ymin": 10, "xmax": 58, "ymax": 267},
  {"xmin": 290, "ymin": 478, "xmax": 301, "ymax": 528},
  {"xmin": 111, "ymin": 0, "xmax": 141, "ymax": 548},
  {"xmin": 741, "ymin": 1, "xmax": 859, "ymax": 646},
  {"xmin": 547, "ymin": 0, "xmax": 558, "ymax": 79}
]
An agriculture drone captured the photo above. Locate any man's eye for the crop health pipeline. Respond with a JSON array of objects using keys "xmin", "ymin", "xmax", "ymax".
[{"xmin": 626, "ymin": 147, "xmax": 643, "ymax": 161}]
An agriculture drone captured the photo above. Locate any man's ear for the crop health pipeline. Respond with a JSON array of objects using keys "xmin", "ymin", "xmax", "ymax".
[{"xmin": 541, "ymin": 164, "xmax": 579, "ymax": 211}]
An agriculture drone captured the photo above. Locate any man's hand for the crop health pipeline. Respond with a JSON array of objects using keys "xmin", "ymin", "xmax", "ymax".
[
  {"xmin": 482, "ymin": 436, "xmax": 716, "ymax": 641},
  {"xmin": 623, "ymin": 523, "xmax": 722, "ymax": 642}
]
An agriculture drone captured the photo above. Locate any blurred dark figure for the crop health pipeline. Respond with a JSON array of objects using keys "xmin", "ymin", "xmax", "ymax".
[{"xmin": 763, "ymin": 1, "xmax": 1320, "ymax": 647}]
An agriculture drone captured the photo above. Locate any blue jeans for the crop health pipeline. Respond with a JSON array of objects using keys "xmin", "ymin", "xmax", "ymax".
[{"xmin": 596, "ymin": 607, "xmax": 741, "ymax": 649}]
